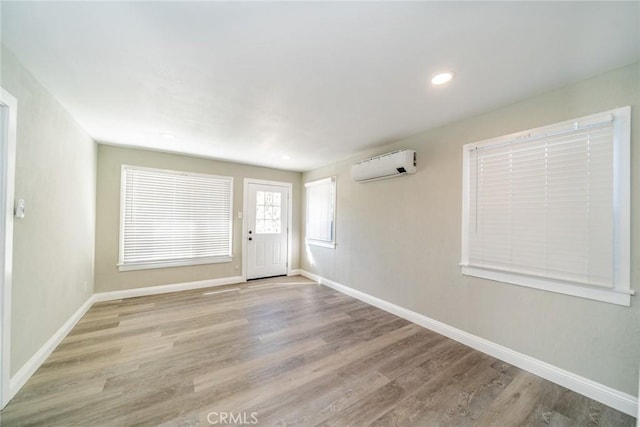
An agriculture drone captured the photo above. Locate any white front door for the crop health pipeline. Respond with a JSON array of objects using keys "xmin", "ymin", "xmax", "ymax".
[{"xmin": 246, "ymin": 183, "xmax": 289, "ymax": 280}]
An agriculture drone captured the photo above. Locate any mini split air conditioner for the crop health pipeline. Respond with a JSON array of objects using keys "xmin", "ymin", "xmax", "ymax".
[{"xmin": 351, "ymin": 149, "xmax": 417, "ymax": 182}]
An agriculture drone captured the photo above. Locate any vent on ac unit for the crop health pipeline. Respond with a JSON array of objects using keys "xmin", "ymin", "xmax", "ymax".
[{"xmin": 351, "ymin": 149, "xmax": 417, "ymax": 182}]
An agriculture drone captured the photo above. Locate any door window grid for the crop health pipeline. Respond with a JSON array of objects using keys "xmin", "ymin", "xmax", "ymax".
[{"xmin": 255, "ymin": 191, "xmax": 281, "ymax": 234}]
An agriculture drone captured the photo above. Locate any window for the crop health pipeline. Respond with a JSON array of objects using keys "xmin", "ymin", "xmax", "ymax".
[
  {"xmin": 305, "ymin": 177, "xmax": 336, "ymax": 248},
  {"xmin": 119, "ymin": 165, "xmax": 233, "ymax": 271},
  {"xmin": 460, "ymin": 107, "xmax": 631, "ymax": 305}
]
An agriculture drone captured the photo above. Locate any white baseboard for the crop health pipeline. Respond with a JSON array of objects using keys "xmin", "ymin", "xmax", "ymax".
[
  {"xmin": 299, "ymin": 270, "xmax": 638, "ymax": 417},
  {"xmin": 288, "ymin": 269, "xmax": 303, "ymax": 277},
  {"xmin": 93, "ymin": 276, "xmax": 244, "ymax": 303},
  {"xmin": 8, "ymin": 294, "xmax": 96, "ymax": 403}
]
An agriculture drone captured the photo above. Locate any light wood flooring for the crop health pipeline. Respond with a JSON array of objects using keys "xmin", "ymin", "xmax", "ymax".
[{"xmin": 0, "ymin": 276, "xmax": 635, "ymax": 426}]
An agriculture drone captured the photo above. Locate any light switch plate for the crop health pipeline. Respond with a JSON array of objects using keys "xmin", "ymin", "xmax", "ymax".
[{"xmin": 15, "ymin": 199, "xmax": 25, "ymax": 219}]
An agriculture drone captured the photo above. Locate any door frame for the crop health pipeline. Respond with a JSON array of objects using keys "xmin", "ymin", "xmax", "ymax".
[
  {"xmin": 0, "ymin": 87, "xmax": 17, "ymax": 409},
  {"xmin": 242, "ymin": 178, "xmax": 293, "ymax": 281}
]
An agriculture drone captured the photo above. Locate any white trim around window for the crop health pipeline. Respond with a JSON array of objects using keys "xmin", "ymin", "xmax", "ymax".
[
  {"xmin": 460, "ymin": 107, "xmax": 632, "ymax": 306},
  {"xmin": 118, "ymin": 165, "xmax": 234, "ymax": 271},
  {"xmin": 305, "ymin": 177, "xmax": 336, "ymax": 249}
]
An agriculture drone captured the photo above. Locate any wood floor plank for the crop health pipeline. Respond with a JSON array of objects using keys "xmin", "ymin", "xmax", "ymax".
[
  {"xmin": 240, "ymin": 370, "xmax": 391, "ymax": 427},
  {"xmin": 0, "ymin": 276, "xmax": 634, "ymax": 426},
  {"xmin": 338, "ymin": 350, "xmax": 491, "ymax": 426},
  {"xmin": 434, "ymin": 360, "xmax": 519, "ymax": 427},
  {"xmin": 236, "ymin": 332, "xmax": 448, "ymax": 426},
  {"xmin": 475, "ymin": 371, "xmax": 557, "ymax": 426},
  {"xmin": 192, "ymin": 337, "xmax": 328, "ymax": 391}
]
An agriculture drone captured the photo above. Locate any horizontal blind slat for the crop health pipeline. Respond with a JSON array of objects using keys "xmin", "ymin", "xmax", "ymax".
[
  {"xmin": 121, "ymin": 166, "xmax": 233, "ymax": 265},
  {"xmin": 468, "ymin": 124, "xmax": 614, "ymax": 288}
]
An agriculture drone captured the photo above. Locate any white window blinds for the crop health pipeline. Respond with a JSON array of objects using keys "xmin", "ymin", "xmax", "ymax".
[
  {"xmin": 119, "ymin": 165, "xmax": 233, "ymax": 270},
  {"xmin": 305, "ymin": 177, "xmax": 336, "ymax": 247},
  {"xmin": 461, "ymin": 107, "xmax": 631, "ymax": 305}
]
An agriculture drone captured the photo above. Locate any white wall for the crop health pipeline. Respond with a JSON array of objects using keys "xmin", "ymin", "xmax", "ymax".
[
  {"xmin": 1, "ymin": 45, "xmax": 97, "ymax": 375},
  {"xmin": 302, "ymin": 62, "xmax": 640, "ymax": 396}
]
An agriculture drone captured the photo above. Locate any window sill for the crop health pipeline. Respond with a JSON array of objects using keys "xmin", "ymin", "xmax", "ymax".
[
  {"xmin": 118, "ymin": 256, "xmax": 233, "ymax": 272},
  {"xmin": 460, "ymin": 265, "xmax": 632, "ymax": 306},
  {"xmin": 306, "ymin": 239, "xmax": 336, "ymax": 249}
]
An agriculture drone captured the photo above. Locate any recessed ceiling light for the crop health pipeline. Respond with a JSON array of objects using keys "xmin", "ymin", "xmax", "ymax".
[
  {"xmin": 431, "ymin": 72, "xmax": 454, "ymax": 85},
  {"xmin": 160, "ymin": 133, "xmax": 175, "ymax": 139},
  {"xmin": 282, "ymin": 155, "xmax": 291, "ymax": 160}
]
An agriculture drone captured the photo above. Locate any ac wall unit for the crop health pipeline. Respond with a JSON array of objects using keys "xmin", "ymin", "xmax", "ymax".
[{"xmin": 351, "ymin": 149, "xmax": 417, "ymax": 182}]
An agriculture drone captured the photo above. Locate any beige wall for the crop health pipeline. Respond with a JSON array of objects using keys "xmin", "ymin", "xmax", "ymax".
[
  {"xmin": 95, "ymin": 144, "xmax": 302, "ymax": 292},
  {"xmin": 1, "ymin": 46, "xmax": 97, "ymax": 375},
  {"xmin": 302, "ymin": 63, "xmax": 640, "ymax": 395}
]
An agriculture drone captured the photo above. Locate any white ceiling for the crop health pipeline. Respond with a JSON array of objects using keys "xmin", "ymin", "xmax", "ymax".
[{"xmin": 2, "ymin": 2, "xmax": 638, "ymax": 171}]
